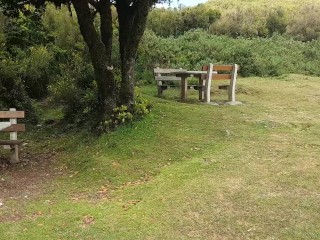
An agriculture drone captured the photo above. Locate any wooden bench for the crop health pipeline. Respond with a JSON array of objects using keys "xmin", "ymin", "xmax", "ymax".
[
  {"xmin": 0, "ymin": 108, "xmax": 25, "ymax": 163},
  {"xmin": 202, "ymin": 64, "xmax": 240, "ymax": 104}
]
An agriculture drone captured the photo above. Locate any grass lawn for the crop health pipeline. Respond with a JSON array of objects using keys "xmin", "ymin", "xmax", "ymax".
[{"xmin": 1, "ymin": 74, "xmax": 320, "ymax": 239}]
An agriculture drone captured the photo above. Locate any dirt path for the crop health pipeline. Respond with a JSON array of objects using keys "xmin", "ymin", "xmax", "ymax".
[{"xmin": 0, "ymin": 151, "xmax": 64, "ymax": 211}]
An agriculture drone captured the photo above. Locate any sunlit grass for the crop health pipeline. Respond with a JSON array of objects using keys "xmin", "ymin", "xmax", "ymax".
[{"xmin": 1, "ymin": 74, "xmax": 320, "ymax": 239}]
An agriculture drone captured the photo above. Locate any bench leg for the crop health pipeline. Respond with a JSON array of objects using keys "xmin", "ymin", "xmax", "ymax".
[
  {"xmin": 10, "ymin": 144, "xmax": 19, "ymax": 164},
  {"xmin": 157, "ymin": 86, "xmax": 163, "ymax": 97},
  {"xmin": 228, "ymin": 64, "xmax": 238, "ymax": 103},
  {"xmin": 198, "ymin": 78, "xmax": 204, "ymax": 100}
]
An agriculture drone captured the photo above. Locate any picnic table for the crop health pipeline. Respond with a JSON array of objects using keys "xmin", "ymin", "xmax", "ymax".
[
  {"xmin": 154, "ymin": 64, "xmax": 240, "ymax": 104},
  {"xmin": 172, "ymin": 70, "xmax": 217, "ymax": 100}
]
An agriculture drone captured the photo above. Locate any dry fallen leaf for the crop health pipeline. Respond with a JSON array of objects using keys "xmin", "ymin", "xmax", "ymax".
[{"xmin": 82, "ymin": 215, "xmax": 95, "ymax": 227}]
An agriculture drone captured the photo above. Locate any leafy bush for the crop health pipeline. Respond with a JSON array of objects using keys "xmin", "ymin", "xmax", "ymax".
[
  {"xmin": 48, "ymin": 51, "xmax": 97, "ymax": 125},
  {"xmin": 17, "ymin": 45, "xmax": 55, "ymax": 99},
  {"xmin": 147, "ymin": 6, "xmax": 221, "ymax": 37},
  {"xmin": 136, "ymin": 30, "xmax": 320, "ymax": 81},
  {"xmin": 0, "ymin": 58, "xmax": 38, "ymax": 124},
  {"xmin": 102, "ymin": 87, "xmax": 152, "ymax": 131},
  {"xmin": 286, "ymin": 4, "xmax": 320, "ymax": 41},
  {"xmin": 266, "ymin": 8, "xmax": 288, "ymax": 36},
  {"xmin": 4, "ymin": 5, "xmax": 52, "ymax": 54},
  {"xmin": 42, "ymin": 4, "xmax": 85, "ymax": 51}
]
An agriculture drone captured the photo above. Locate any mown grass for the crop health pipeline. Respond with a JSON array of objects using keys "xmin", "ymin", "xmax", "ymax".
[{"xmin": 1, "ymin": 74, "xmax": 320, "ymax": 239}]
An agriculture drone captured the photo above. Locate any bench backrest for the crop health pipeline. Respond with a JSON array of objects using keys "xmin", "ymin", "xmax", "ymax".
[
  {"xmin": 201, "ymin": 64, "xmax": 238, "ymax": 80},
  {"xmin": 202, "ymin": 64, "xmax": 239, "ymax": 103},
  {"xmin": 0, "ymin": 109, "xmax": 25, "ymax": 133}
]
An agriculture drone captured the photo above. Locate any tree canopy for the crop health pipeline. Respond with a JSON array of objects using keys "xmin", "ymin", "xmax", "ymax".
[{"xmin": 1, "ymin": 0, "xmax": 165, "ymax": 130}]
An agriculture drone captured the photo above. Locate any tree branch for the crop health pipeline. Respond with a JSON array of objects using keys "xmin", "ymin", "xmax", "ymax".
[{"xmin": 88, "ymin": 0, "xmax": 99, "ymax": 9}]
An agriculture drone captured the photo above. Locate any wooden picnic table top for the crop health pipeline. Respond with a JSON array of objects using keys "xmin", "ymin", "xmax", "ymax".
[{"xmin": 171, "ymin": 70, "xmax": 207, "ymax": 75}]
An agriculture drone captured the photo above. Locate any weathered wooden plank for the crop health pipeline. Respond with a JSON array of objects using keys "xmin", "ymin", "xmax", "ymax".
[
  {"xmin": 180, "ymin": 76, "xmax": 188, "ymax": 100},
  {"xmin": 0, "ymin": 140, "xmax": 23, "ymax": 145},
  {"xmin": 9, "ymin": 108, "xmax": 18, "ymax": 144},
  {"xmin": 212, "ymin": 74, "xmax": 232, "ymax": 80},
  {"xmin": 0, "ymin": 111, "xmax": 25, "ymax": 118},
  {"xmin": 154, "ymin": 68, "xmax": 186, "ymax": 74},
  {"xmin": 0, "ymin": 124, "xmax": 25, "ymax": 132},
  {"xmin": 204, "ymin": 63, "xmax": 214, "ymax": 103},
  {"xmin": 155, "ymin": 76, "xmax": 181, "ymax": 81},
  {"xmin": 228, "ymin": 64, "xmax": 239, "ymax": 102},
  {"xmin": 213, "ymin": 65, "xmax": 233, "ymax": 71}
]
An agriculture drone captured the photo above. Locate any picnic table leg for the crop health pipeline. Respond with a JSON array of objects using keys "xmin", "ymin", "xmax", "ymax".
[{"xmin": 180, "ymin": 76, "xmax": 187, "ymax": 100}]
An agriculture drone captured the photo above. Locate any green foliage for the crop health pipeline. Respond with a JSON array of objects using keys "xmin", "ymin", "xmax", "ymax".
[
  {"xmin": 148, "ymin": 0, "xmax": 320, "ymax": 41},
  {"xmin": 0, "ymin": 57, "xmax": 38, "ymax": 123},
  {"xmin": 103, "ymin": 87, "xmax": 152, "ymax": 131},
  {"xmin": 147, "ymin": 8, "xmax": 182, "ymax": 37},
  {"xmin": 0, "ymin": 12, "xmax": 6, "ymax": 47},
  {"xmin": 210, "ymin": 6, "xmax": 268, "ymax": 38},
  {"xmin": 137, "ymin": 29, "xmax": 320, "ymax": 81},
  {"xmin": 180, "ymin": 6, "xmax": 221, "ymax": 33},
  {"xmin": 0, "ymin": 5, "xmax": 57, "ymax": 100},
  {"xmin": 48, "ymin": 51, "xmax": 97, "ymax": 125},
  {"xmin": 147, "ymin": 6, "xmax": 221, "ymax": 37},
  {"xmin": 17, "ymin": 45, "xmax": 55, "ymax": 98},
  {"xmin": 286, "ymin": 4, "xmax": 320, "ymax": 41},
  {"xmin": 4, "ymin": 5, "xmax": 53, "ymax": 53},
  {"xmin": 266, "ymin": 8, "xmax": 287, "ymax": 36},
  {"xmin": 42, "ymin": 4, "xmax": 85, "ymax": 51}
]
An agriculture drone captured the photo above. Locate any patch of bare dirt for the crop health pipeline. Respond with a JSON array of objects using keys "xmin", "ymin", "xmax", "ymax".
[{"xmin": 0, "ymin": 150, "xmax": 66, "ymax": 221}]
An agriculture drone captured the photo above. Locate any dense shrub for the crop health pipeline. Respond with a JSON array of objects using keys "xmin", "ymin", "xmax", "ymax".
[
  {"xmin": 210, "ymin": 7, "xmax": 268, "ymax": 38},
  {"xmin": 148, "ymin": 1, "xmax": 320, "ymax": 41},
  {"xmin": 147, "ymin": 5, "xmax": 221, "ymax": 37},
  {"xmin": 4, "ymin": 5, "xmax": 52, "ymax": 54},
  {"xmin": 48, "ymin": 51, "xmax": 97, "ymax": 125},
  {"xmin": 286, "ymin": 5, "xmax": 320, "ymax": 41},
  {"xmin": 266, "ymin": 8, "xmax": 287, "ymax": 36},
  {"xmin": 136, "ymin": 30, "xmax": 320, "ymax": 82},
  {"xmin": 0, "ymin": 58, "xmax": 38, "ymax": 123}
]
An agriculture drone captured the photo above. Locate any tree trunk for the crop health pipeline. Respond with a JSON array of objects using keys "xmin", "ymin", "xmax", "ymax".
[
  {"xmin": 116, "ymin": 1, "xmax": 152, "ymax": 107},
  {"xmin": 98, "ymin": 0, "xmax": 113, "ymax": 61},
  {"xmin": 72, "ymin": 0, "xmax": 117, "ymax": 120}
]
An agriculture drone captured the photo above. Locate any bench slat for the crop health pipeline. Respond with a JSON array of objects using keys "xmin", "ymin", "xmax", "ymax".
[
  {"xmin": 0, "ymin": 124, "xmax": 25, "ymax": 132},
  {"xmin": 0, "ymin": 111, "xmax": 25, "ymax": 118},
  {"xmin": 155, "ymin": 76, "xmax": 181, "ymax": 81},
  {"xmin": 0, "ymin": 140, "xmax": 23, "ymax": 145},
  {"xmin": 212, "ymin": 74, "xmax": 232, "ymax": 80},
  {"xmin": 213, "ymin": 65, "xmax": 234, "ymax": 71}
]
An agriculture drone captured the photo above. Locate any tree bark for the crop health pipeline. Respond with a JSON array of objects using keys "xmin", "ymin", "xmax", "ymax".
[
  {"xmin": 116, "ymin": 1, "xmax": 152, "ymax": 107},
  {"xmin": 72, "ymin": 0, "xmax": 117, "ymax": 120},
  {"xmin": 98, "ymin": 0, "xmax": 113, "ymax": 61}
]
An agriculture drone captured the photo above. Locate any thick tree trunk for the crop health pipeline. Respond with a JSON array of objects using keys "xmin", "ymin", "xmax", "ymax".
[
  {"xmin": 116, "ymin": 1, "xmax": 152, "ymax": 107},
  {"xmin": 98, "ymin": 0, "xmax": 113, "ymax": 61},
  {"xmin": 119, "ymin": 53, "xmax": 136, "ymax": 107},
  {"xmin": 72, "ymin": 0, "xmax": 117, "ymax": 120}
]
